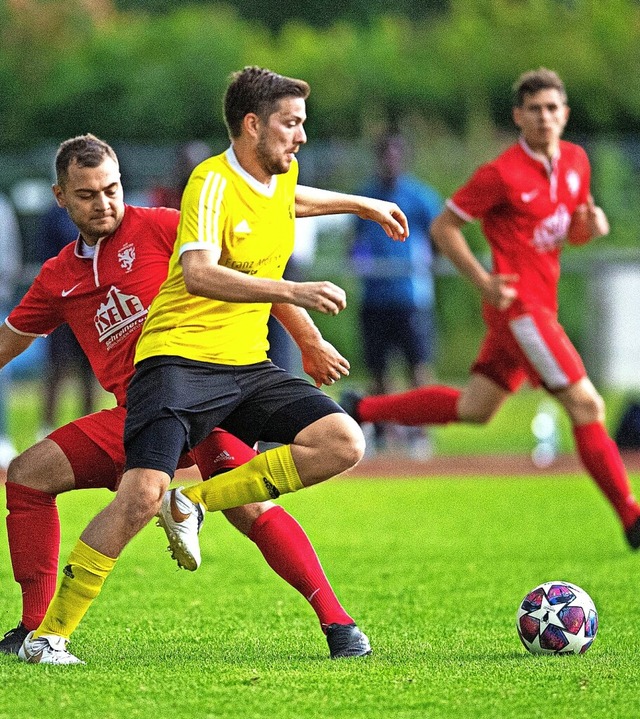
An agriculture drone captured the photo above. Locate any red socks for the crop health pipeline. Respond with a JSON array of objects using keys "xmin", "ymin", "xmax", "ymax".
[
  {"xmin": 249, "ymin": 506, "xmax": 353, "ymax": 629},
  {"xmin": 573, "ymin": 422, "xmax": 640, "ymax": 529},
  {"xmin": 358, "ymin": 386, "xmax": 461, "ymax": 426},
  {"xmin": 194, "ymin": 430, "xmax": 353, "ymax": 628},
  {"xmin": 5, "ymin": 482, "xmax": 60, "ymax": 630}
]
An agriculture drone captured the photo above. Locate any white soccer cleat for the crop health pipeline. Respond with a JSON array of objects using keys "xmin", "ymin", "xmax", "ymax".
[
  {"xmin": 18, "ymin": 631, "xmax": 85, "ymax": 665},
  {"xmin": 156, "ymin": 487, "xmax": 205, "ymax": 571}
]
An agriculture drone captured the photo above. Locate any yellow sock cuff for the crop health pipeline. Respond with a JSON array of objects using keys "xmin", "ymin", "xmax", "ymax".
[
  {"xmin": 265, "ymin": 444, "xmax": 304, "ymax": 494},
  {"xmin": 184, "ymin": 444, "xmax": 303, "ymax": 511},
  {"xmin": 34, "ymin": 539, "xmax": 117, "ymax": 640},
  {"xmin": 70, "ymin": 539, "xmax": 118, "ymax": 577}
]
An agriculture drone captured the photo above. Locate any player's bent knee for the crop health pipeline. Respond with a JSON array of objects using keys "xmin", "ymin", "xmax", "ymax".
[
  {"xmin": 115, "ymin": 469, "xmax": 169, "ymax": 525},
  {"xmin": 328, "ymin": 419, "xmax": 366, "ymax": 471},
  {"xmin": 6, "ymin": 440, "xmax": 75, "ymax": 494}
]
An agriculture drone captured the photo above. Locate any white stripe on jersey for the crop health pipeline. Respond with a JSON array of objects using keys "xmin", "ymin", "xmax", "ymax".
[
  {"xmin": 509, "ymin": 314, "xmax": 569, "ymax": 390},
  {"xmin": 198, "ymin": 171, "xmax": 214, "ymax": 243},
  {"xmin": 446, "ymin": 198, "xmax": 476, "ymax": 223},
  {"xmin": 197, "ymin": 171, "xmax": 226, "ymax": 246}
]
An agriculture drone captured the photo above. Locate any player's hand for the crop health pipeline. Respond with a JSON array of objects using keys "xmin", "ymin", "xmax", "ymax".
[
  {"xmin": 482, "ymin": 274, "xmax": 519, "ymax": 310},
  {"xmin": 583, "ymin": 195, "xmax": 610, "ymax": 238},
  {"xmin": 568, "ymin": 195, "xmax": 609, "ymax": 245},
  {"xmin": 357, "ymin": 198, "xmax": 409, "ymax": 241},
  {"xmin": 291, "ymin": 281, "xmax": 347, "ymax": 315},
  {"xmin": 300, "ymin": 339, "xmax": 350, "ymax": 388}
]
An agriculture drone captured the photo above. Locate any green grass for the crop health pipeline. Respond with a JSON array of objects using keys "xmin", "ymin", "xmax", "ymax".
[{"xmin": 1, "ymin": 474, "xmax": 640, "ymax": 718}]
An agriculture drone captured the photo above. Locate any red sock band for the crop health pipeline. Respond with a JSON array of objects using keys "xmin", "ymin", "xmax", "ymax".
[
  {"xmin": 5, "ymin": 482, "xmax": 60, "ymax": 630},
  {"xmin": 191, "ymin": 427, "xmax": 258, "ymax": 479},
  {"xmin": 248, "ymin": 506, "xmax": 353, "ymax": 629},
  {"xmin": 573, "ymin": 422, "xmax": 640, "ymax": 529},
  {"xmin": 358, "ymin": 386, "xmax": 461, "ymax": 426}
]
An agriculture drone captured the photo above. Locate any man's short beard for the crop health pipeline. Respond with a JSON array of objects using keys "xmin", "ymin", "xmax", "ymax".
[{"xmin": 256, "ymin": 134, "xmax": 286, "ymax": 176}]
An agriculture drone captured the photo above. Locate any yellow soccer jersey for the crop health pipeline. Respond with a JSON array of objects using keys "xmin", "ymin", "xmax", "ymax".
[{"xmin": 135, "ymin": 148, "xmax": 297, "ymax": 366}]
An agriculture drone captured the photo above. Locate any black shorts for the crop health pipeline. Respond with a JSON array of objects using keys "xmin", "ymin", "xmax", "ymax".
[
  {"xmin": 123, "ymin": 356, "xmax": 344, "ymax": 476},
  {"xmin": 360, "ymin": 304, "xmax": 436, "ymax": 374}
]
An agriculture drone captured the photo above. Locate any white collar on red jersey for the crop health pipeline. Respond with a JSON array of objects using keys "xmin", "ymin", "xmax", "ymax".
[{"xmin": 518, "ymin": 137, "xmax": 560, "ymax": 176}]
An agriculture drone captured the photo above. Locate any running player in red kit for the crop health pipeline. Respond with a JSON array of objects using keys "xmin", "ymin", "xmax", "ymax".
[
  {"xmin": 344, "ymin": 68, "xmax": 640, "ymax": 548},
  {"xmin": 0, "ymin": 133, "xmax": 369, "ymax": 660}
]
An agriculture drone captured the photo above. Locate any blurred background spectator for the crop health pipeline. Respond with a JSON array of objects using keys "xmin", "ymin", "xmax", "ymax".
[
  {"xmin": 148, "ymin": 141, "xmax": 213, "ymax": 209},
  {"xmin": 0, "ymin": 193, "xmax": 22, "ymax": 468},
  {"xmin": 37, "ymin": 202, "xmax": 97, "ymax": 437},
  {"xmin": 350, "ymin": 132, "xmax": 443, "ymax": 458}
]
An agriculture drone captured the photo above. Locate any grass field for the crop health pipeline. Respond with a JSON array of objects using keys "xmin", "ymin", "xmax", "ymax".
[
  {"xmin": 4, "ymin": 379, "xmax": 634, "ymax": 457},
  {"xmin": 1, "ymin": 473, "xmax": 640, "ymax": 718}
]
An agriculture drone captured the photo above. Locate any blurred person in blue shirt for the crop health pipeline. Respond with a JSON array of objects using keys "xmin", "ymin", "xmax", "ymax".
[
  {"xmin": 0, "ymin": 192, "xmax": 22, "ymax": 468},
  {"xmin": 351, "ymin": 133, "xmax": 442, "ymax": 456}
]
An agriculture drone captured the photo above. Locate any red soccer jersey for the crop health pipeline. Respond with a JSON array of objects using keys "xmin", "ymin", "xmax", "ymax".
[
  {"xmin": 448, "ymin": 138, "xmax": 591, "ymax": 319},
  {"xmin": 7, "ymin": 205, "xmax": 179, "ymax": 407}
]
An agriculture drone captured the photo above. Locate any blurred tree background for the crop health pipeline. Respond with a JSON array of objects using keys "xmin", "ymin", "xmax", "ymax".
[{"xmin": 1, "ymin": 0, "xmax": 640, "ymax": 382}]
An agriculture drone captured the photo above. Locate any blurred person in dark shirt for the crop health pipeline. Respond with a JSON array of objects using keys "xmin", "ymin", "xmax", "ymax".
[{"xmin": 38, "ymin": 202, "xmax": 97, "ymax": 435}]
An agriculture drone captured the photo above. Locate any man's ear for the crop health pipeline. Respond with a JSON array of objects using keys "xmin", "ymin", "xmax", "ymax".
[
  {"xmin": 512, "ymin": 106, "xmax": 523, "ymax": 131},
  {"xmin": 242, "ymin": 112, "xmax": 261, "ymax": 140},
  {"xmin": 52, "ymin": 184, "xmax": 66, "ymax": 209}
]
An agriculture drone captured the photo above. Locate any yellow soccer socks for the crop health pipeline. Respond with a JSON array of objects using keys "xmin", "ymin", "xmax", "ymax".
[
  {"xmin": 184, "ymin": 443, "xmax": 303, "ymax": 511},
  {"xmin": 34, "ymin": 539, "xmax": 116, "ymax": 640}
]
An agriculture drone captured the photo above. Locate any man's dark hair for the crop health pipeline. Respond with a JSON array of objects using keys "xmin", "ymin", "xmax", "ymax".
[
  {"xmin": 513, "ymin": 68, "xmax": 567, "ymax": 107},
  {"xmin": 55, "ymin": 134, "xmax": 118, "ymax": 186},
  {"xmin": 223, "ymin": 66, "xmax": 310, "ymax": 139}
]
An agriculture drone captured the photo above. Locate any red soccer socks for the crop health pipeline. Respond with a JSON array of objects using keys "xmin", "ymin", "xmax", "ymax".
[
  {"xmin": 5, "ymin": 482, "xmax": 60, "ymax": 629},
  {"xmin": 573, "ymin": 421, "xmax": 640, "ymax": 529},
  {"xmin": 248, "ymin": 506, "xmax": 353, "ymax": 628},
  {"xmin": 358, "ymin": 385, "xmax": 461, "ymax": 426}
]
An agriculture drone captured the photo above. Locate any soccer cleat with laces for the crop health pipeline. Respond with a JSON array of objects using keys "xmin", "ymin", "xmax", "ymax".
[
  {"xmin": 156, "ymin": 487, "xmax": 205, "ymax": 571},
  {"xmin": 18, "ymin": 631, "xmax": 85, "ymax": 665},
  {"xmin": 325, "ymin": 623, "xmax": 372, "ymax": 659},
  {"xmin": 0, "ymin": 622, "xmax": 29, "ymax": 655}
]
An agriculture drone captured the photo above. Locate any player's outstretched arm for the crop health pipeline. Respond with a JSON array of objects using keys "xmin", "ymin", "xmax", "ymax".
[
  {"xmin": 182, "ymin": 249, "xmax": 347, "ymax": 315},
  {"xmin": 270, "ymin": 303, "xmax": 350, "ymax": 387},
  {"xmin": 0, "ymin": 322, "xmax": 35, "ymax": 371},
  {"xmin": 295, "ymin": 185, "xmax": 409, "ymax": 241},
  {"xmin": 431, "ymin": 208, "xmax": 518, "ymax": 311}
]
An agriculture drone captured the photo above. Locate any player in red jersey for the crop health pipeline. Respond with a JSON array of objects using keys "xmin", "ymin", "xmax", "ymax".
[
  {"xmin": 0, "ymin": 134, "xmax": 369, "ymax": 659},
  {"xmin": 344, "ymin": 68, "xmax": 640, "ymax": 548}
]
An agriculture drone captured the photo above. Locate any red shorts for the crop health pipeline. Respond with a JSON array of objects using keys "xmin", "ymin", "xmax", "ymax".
[
  {"xmin": 48, "ymin": 406, "xmax": 257, "ymax": 491},
  {"xmin": 471, "ymin": 306, "xmax": 586, "ymax": 393}
]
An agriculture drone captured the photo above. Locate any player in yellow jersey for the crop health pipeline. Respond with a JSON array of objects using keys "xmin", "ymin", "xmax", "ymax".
[{"xmin": 21, "ymin": 66, "xmax": 408, "ymax": 664}]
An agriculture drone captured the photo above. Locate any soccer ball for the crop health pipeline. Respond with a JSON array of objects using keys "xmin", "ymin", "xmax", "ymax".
[{"xmin": 516, "ymin": 581, "xmax": 598, "ymax": 655}]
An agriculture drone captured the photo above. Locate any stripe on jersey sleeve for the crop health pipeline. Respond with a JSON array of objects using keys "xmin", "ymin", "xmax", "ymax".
[
  {"xmin": 446, "ymin": 198, "xmax": 476, "ymax": 223},
  {"xmin": 4, "ymin": 318, "xmax": 47, "ymax": 338},
  {"xmin": 197, "ymin": 171, "xmax": 226, "ymax": 247},
  {"xmin": 509, "ymin": 314, "xmax": 569, "ymax": 390}
]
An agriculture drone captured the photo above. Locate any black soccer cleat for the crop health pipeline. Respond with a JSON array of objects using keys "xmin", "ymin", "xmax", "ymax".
[
  {"xmin": 0, "ymin": 622, "xmax": 29, "ymax": 655},
  {"xmin": 624, "ymin": 516, "xmax": 640, "ymax": 550},
  {"xmin": 325, "ymin": 623, "xmax": 372, "ymax": 659},
  {"xmin": 339, "ymin": 391, "xmax": 364, "ymax": 424}
]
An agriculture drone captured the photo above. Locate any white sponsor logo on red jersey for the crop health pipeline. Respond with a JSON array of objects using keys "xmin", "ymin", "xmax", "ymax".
[
  {"xmin": 95, "ymin": 285, "xmax": 147, "ymax": 350},
  {"xmin": 532, "ymin": 204, "xmax": 571, "ymax": 252}
]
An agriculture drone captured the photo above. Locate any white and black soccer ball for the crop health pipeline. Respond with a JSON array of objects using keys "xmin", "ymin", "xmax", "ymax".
[{"xmin": 516, "ymin": 580, "xmax": 598, "ymax": 655}]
